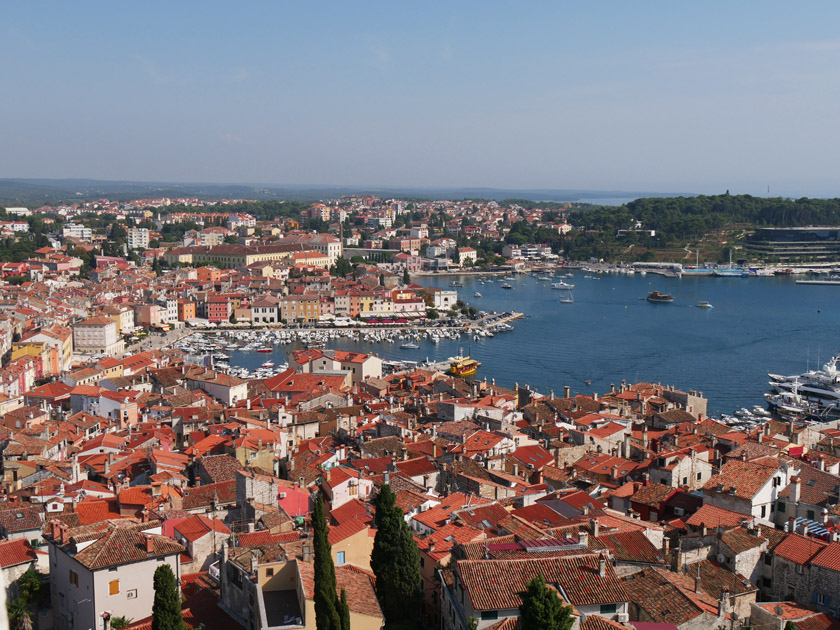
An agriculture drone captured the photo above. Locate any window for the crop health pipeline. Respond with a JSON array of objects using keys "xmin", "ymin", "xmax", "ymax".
[
  {"xmin": 600, "ymin": 604, "xmax": 618, "ymax": 615},
  {"xmin": 796, "ymin": 564, "xmax": 804, "ymax": 575},
  {"xmin": 815, "ymin": 593, "xmax": 829, "ymax": 606},
  {"xmin": 762, "ymin": 577, "xmax": 772, "ymax": 588},
  {"xmin": 109, "ymin": 580, "xmax": 120, "ymax": 595},
  {"xmin": 69, "ymin": 570, "xmax": 78, "ymax": 587},
  {"xmin": 761, "ymin": 505, "xmax": 766, "ymax": 518},
  {"xmin": 807, "ymin": 510, "xmax": 815, "ymax": 520},
  {"xmin": 773, "ymin": 476, "xmax": 781, "ymax": 487},
  {"xmin": 265, "ymin": 568, "xmax": 274, "ymax": 577},
  {"xmin": 682, "ymin": 477, "xmax": 688, "ymax": 486},
  {"xmin": 764, "ymin": 554, "xmax": 772, "ymax": 566},
  {"xmin": 337, "ymin": 551, "xmax": 345, "ymax": 565},
  {"xmin": 778, "ymin": 501, "xmax": 786, "ymax": 513},
  {"xmin": 481, "ymin": 611, "xmax": 498, "ymax": 621}
]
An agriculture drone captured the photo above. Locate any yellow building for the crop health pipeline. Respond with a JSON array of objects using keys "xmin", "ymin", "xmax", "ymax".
[{"xmin": 280, "ymin": 295, "xmax": 321, "ymax": 323}]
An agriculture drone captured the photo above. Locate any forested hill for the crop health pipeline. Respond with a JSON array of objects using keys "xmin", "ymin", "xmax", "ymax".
[{"xmin": 572, "ymin": 194, "xmax": 840, "ymax": 241}]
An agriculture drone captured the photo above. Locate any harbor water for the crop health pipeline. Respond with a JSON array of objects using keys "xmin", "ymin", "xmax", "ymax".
[{"xmin": 230, "ymin": 272, "xmax": 840, "ymax": 416}]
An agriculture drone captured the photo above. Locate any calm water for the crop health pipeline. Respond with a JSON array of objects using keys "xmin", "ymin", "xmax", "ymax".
[{"xmin": 232, "ymin": 273, "xmax": 840, "ymax": 416}]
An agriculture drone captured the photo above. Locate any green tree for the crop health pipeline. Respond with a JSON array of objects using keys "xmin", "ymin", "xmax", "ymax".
[
  {"xmin": 313, "ymin": 495, "xmax": 342, "ymax": 630},
  {"xmin": 339, "ymin": 589, "xmax": 351, "ymax": 630},
  {"xmin": 402, "ymin": 268, "xmax": 410, "ymax": 285},
  {"xmin": 371, "ymin": 484, "xmax": 422, "ymax": 628},
  {"xmin": 518, "ymin": 574, "xmax": 573, "ymax": 630},
  {"xmin": 7, "ymin": 569, "xmax": 42, "ymax": 629},
  {"xmin": 111, "ymin": 616, "xmax": 133, "ymax": 629},
  {"xmin": 152, "ymin": 564, "xmax": 186, "ymax": 630}
]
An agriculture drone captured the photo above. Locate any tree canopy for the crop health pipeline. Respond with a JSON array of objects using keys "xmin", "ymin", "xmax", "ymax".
[
  {"xmin": 152, "ymin": 564, "xmax": 186, "ymax": 630},
  {"xmin": 371, "ymin": 484, "xmax": 422, "ymax": 629},
  {"xmin": 518, "ymin": 574, "xmax": 573, "ymax": 630}
]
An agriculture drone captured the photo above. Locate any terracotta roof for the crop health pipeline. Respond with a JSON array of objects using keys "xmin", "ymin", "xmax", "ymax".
[
  {"xmin": 0, "ymin": 538, "xmax": 38, "ymax": 567},
  {"xmin": 57, "ymin": 522, "xmax": 184, "ymax": 570},
  {"xmin": 685, "ymin": 504, "xmax": 751, "ymax": 529},
  {"xmin": 702, "ymin": 460, "xmax": 779, "ymax": 500},
  {"xmin": 298, "ymin": 562, "xmax": 382, "ymax": 619},
  {"xmin": 457, "ymin": 554, "xmax": 626, "ymax": 611}
]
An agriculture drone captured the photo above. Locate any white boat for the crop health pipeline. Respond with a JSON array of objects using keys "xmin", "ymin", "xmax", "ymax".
[
  {"xmin": 552, "ymin": 281, "xmax": 574, "ymax": 289},
  {"xmin": 474, "ymin": 292, "xmax": 482, "ymax": 298},
  {"xmin": 400, "ymin": 342, "xmax": 420, "ymax": 350},
  {"xmin": 501, "ymin": 283, "xmax": 513, "ymax": 289},
  {"xmin": 261, "ymin": 361, "xmax": 275, "ymax": 368}
]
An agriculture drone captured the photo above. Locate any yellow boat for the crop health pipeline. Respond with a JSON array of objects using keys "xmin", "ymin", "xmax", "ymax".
[{"xmin": 450, "ymin": 356, "xmax": 481, "ymax": 377}]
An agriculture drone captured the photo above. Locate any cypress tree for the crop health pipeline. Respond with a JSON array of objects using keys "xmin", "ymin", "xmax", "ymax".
[
  {"xmin": 518, "ymin": 574, "xmax": 573, "ymax": 630},
  {"xmin": 339, "ymin": 588, "xmax": 351, "ymax": 630},
  {"xmin": 313, "ymin": 495, "xmax": 342, "ymax": 630},
  {"xmin": 371, "ymin": 484, "xmax": 422, "ymax": 627},
  {"xmin": 152, "ymin": 564, "xmax": 186, "ymax": 630}
]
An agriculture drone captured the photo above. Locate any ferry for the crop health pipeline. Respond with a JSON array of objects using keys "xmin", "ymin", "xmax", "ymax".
[
  {"xmin": 450, "ymin": 356, "xmax": 481, "ymax": 377},
  {"xmin": 646, "ymin": 291, "xmax": 674, "ymax": 303}
]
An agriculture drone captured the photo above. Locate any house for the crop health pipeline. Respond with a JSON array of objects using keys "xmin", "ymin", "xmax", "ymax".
[
  {"xmin": 702, "ymin": 460, "xmax": 795, "ymax": 525},
  {"xmin": 46, "ymin": 519, "xmax": 184, "ymax": 630},
  {"xmin": 169, "ymin": 514, "xmax": 231, "ymax": 573},
  {"xmin": 220, "ymin": 548, "xmax": 383, "ymax": 630},
  {"xmin": 441, "ymin": 554, "xmax": 629, "ymax": 630},
  {"xmin": 0, "ymin": 538, "xmax": 42, "ymax": 599}
]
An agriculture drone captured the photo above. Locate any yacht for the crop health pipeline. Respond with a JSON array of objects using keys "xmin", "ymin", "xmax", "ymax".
[
  {"xmin": 767, "ymin": 354, "xmax": 840, "ymax": 420},
  {"xmin": 551, "ymin": 281, "xmax": 575, "ymax": 289}
]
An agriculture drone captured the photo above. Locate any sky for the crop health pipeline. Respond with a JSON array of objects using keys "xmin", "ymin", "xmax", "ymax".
[{"xmin": 3, "ymin": 2, "xmax": 840, "ymax": 196}]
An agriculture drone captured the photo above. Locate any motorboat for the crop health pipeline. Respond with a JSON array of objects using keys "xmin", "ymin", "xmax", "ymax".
[
  {"xmin": 646, "ymin": 291, "xmax": 674, "ymax": 303},
  {"xmin": 552, "ymin": 281, "xmax": 575, "ymax": 289},
  {"xmin": 697, "ymin": 301, "xmax": 714, "ymax": 309}
]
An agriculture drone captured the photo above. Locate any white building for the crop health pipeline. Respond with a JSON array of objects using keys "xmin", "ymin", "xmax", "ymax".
[
  {"xmin": 5, "ymin": 207, "xmax": 31, "ymax": 217},
  {"xmin": 73, "ymin": 316, "xmax": 124, "ymax": 356},
  {"xmin": 63, "ymin": 223, "xmax": 93, "ymax": 242},
  {"xmin": 127, "ymin": 227, "xmax": 150, "ymax": 250},
  {"xmin": 46, "ymin": 520, "xmax": 184, "ymax": 630}
]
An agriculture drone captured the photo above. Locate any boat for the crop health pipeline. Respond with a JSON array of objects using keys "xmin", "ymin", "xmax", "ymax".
[
  {"xmin": 560, "ymin": 295, "xmax": 574, "ymax": 304},
  {"xmin": 501, "ymin": 283, "xmax": 513, "ymax": 289},
  {"xmin": 767, "ymin": 354, "xmax": 840, "ymax": 420},
  {"xmin": 449, "ymin": 280, "xmax": 465, "ymax": 287},
  {"xmin": 261, "ymin": 361, "xmax": 275, "ymax": 368},
  {"xmin": 256, "ymin": 348, "xmax": 272, "ymax": 353},
  {"xmin": 474, "ymin": 292, "xmax": 482, "ymax": 298},
  {"xmin": 450, "ymin": 356, "xmax": 481, "ymax": 377},
  {"xmin": 646, "ymin": 291, "xmax": 674, "ymax": 303},
  {"xmin": 551, "ymin": 281, "xmax": 575, "ymax": 289},
  {"xmin": 400, "ymin": 342, "xmax": 420, "ymax": 350},
  {"xmin": 697, "ymin": 301, "xmax": 714, "ymax": 309}
]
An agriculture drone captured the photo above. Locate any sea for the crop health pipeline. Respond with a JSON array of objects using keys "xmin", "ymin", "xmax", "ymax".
[{"xmin": 230, "ymin": 272, "xmax": 840, "ymax": 417}]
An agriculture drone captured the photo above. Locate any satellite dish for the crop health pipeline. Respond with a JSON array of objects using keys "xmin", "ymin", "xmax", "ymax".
[{"xmin": 717, "ymin": 553, "xmax": 726, "ymax": 564}]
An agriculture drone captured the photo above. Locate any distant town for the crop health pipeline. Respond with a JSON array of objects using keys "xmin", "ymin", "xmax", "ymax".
[{"xmin": 0, "ymin": 195, "xmax": 838, "ymax": 630}]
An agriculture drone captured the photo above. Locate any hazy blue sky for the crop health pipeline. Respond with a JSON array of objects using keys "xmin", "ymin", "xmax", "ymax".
[{"xmin": 3, "ymin": 2, "xmax": 840, "ymax": 195}]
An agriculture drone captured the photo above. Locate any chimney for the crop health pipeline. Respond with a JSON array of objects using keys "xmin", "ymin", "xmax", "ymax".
[
  {"xmin": 59, "ymin": 523, "xmax": 69, "ymax": 545},
  {"xmin": 564, "ymin": 386, "xmax": 570, "ymax": 399},
  {"xmin": 429, "ymin": 542, "xmax": 435, "ymax": 553},
  {"xmin": 719, "ymin": 589, "xmax": 730, "ymax": 616},
  {"xmin": 790, "ymin": 476, "xmax": 800, "ymax": 504},
  {"xmin": 598, "ymin": 555, "xmax": 606, "ymax": 578},
  {"xmin": 591, "ymin": 518, "xmax": 600, "ymax": 537},
  {"xmin": 579, "ymin": 531, "xmax": 589, "ymax": 547},
  {"xmin": 50, "ymin": 520, "xmax": 60, "ymax": 539},
  {"xmin": 694, "ymin": 563, "xmax": 702, "ymax": 593},
  {"xmin": 701, "ymin": 524, "xmax": 708, "ymax": 537},
  {"xmin": 144, "ymin": 535, "xmax": 154, "ymax": 553},
  {"xmin": 663, "ymin": 536, "xmax": 670, "ymax": 555},
  {"xmin": 303, "ymin": 543, "xmax": 313, "ymax": 563}
]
